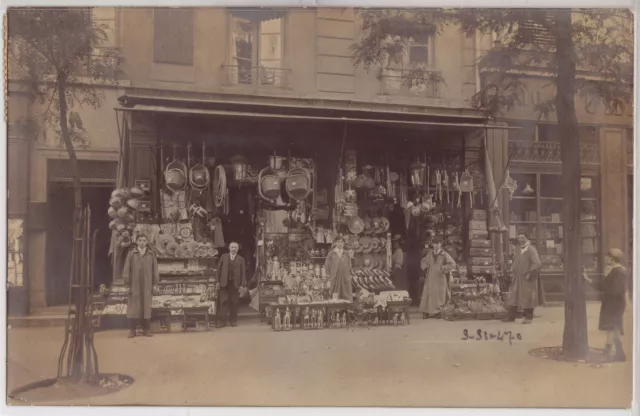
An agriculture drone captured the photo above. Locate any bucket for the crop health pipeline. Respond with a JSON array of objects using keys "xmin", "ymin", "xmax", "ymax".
[
  {"xmin": 285, "ymin": 168, "xmax": 311, "ymax": 201},
  {"xmin": 259, "ymin": 167, "xmax": 281, "ymax": 200}
]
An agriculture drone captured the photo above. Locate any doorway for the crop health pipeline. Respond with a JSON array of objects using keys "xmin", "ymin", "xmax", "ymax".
[{"xmin": 46, "ymin": 182, "xmax": 114, "ymax": 306}]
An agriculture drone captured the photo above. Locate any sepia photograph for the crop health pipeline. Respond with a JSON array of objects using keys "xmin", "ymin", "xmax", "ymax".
[{"xmin": 4, "ymin": 5, "xmax": 635, "ymax": 409}]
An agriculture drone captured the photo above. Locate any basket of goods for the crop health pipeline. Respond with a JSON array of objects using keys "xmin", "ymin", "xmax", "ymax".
[{"xmin": 108, "ymin": 187, "xmax": 142, "ymax": 249}]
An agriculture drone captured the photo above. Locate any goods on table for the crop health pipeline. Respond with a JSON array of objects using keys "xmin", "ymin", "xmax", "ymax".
[{"xmin": 351, "ymin": 269, "xmax": 394, "ymax": 292}]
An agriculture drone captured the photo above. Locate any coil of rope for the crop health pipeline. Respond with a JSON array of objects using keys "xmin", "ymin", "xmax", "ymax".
[{"xmin": 213, "ymin": 165, "xmax": 227, "ymax": 208}]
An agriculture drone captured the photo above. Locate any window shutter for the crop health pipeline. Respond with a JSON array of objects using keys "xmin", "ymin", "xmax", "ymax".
[{"xmin": 153, "ymin": 8, "xmax": 194, "ymax": 65}]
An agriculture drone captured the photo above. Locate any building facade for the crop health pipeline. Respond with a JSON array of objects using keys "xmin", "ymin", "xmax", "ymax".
[{"xmin": 8, "ymin": 8, "xmax": 633, "ymax": 313}]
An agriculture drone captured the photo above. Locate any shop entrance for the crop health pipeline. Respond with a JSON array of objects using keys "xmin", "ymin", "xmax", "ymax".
[{"xmin": 46, "ymin": 182, "xmax": 115, "ymax": 306}]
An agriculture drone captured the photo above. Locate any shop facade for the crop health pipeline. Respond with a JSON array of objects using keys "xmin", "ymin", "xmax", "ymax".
[{"xmin": 95, "ymin": 91, "xmax": 518, "ymax": 329}]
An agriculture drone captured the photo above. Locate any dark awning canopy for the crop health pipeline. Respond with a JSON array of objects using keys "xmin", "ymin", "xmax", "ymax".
[{"xmin": 229, "ymin": 8, "xmax": 285, "ymax": 22}]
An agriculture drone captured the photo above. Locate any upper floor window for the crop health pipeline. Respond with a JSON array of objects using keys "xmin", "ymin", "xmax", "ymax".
[
  {"xmin": 153, "ymin": 8, "xmax": 194, "ymax": 66},
  {"xmin": 406, "ymin": 33, "xmax": 433, "ymax": 68},
  {"xmin": 227, "ymin": 10, "xmax": 285, "ymax": 86}
]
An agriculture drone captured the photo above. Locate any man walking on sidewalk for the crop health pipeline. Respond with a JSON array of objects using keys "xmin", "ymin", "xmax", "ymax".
[
  {"xmin": 503, "ymin": 231, "xmax": 543, "ymax": 324},
  {"xmin": 217, "ymin": 242, "xmax": 246, "ymax": 328}
]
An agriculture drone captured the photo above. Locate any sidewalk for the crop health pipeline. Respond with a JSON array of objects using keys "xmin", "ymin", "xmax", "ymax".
[{"xmin": 7, "ymin": 303, "xmax": 633, "ymax": 408}]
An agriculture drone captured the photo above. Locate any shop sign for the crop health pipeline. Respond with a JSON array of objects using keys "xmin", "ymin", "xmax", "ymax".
[{"xmin": 8, "ymin": 218, "xmax": 24, "ymax": 287}]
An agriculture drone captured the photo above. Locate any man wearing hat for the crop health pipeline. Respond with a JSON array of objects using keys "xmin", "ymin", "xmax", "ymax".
[{"xmin": 503, "ymin": 231, "xmax": 543, "ymax": 324}]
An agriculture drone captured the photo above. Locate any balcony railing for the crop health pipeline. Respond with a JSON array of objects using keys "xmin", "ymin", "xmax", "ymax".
[
  {"xmin": 509, "ymin": 140, "xmax": 600, "ymax": 165},
  {"xmin": 222, "ymin": 65, "xmax": 290, "ymax": 89},
  {"xmin": 380, "ymin": 68, "xmax": 441, "ymax": 99}
]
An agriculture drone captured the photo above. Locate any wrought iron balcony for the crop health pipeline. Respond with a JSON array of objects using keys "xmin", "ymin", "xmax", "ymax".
[
  {"xmin": 379, "ymin": 68, "xmax": 441, "ymax": 98},
  {"xmin": 222, "ymin": 65, "xmax": 290, "ymax": 89},
  {"xmin": 508, "ymin": 140, "xmax": 600, "ymax": 165}
]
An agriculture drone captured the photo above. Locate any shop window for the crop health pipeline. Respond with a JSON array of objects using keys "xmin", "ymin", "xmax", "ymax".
[
  {"xmin": 153, "ymin": 8, "xmax": 194, "ymax": 65},
  {"xmin": 508, "ymin": 172, "xmax": 602, "ymax": 274},
  {"xmin": 228, "ymin": 14, "xmax": 284, "ymax": 86}
]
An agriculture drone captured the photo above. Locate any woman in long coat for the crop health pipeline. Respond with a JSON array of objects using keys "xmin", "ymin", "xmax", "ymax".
[
  {"xmin": 325, "ymin": 237, "xmax": 353, "ymax": 301},
  {"xmin": 123, "ymin": 234, "xmax": 159, "ymax": 338},
  {"xmin": 420, "ymin": 239, "xmax": 456, "ymax": 318},
  {"xmin": 586, "ymin": 248, "xmax": 628, "ymax": 361},
  {"xmin": 504, "ymin": 232, "xmax": 543, "ymax": 324}
]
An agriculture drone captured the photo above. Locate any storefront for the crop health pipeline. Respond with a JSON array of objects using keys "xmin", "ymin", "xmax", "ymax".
[{"xmin": 94, "ymin": 93, "xmax": 517, "ymax": 330}]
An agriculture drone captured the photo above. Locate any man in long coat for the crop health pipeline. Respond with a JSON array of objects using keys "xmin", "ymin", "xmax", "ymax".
[
  {"xmin": 123, "ymin": 234, "xmax": 159, "ymax": 338},
  {"xmin": 217, "ymin": 242, "xmax": 246, "ymax": 328},
  {"xmin": 419, "ymin": 239, "xmax": 456, "ymax": 319},
  {"xmin": 325, "ymin": 237, "xmax": 353, "ymax": 300},
  {"xmin": 504, "ymin": 232, "xmax": 544, "ymax": 324}
]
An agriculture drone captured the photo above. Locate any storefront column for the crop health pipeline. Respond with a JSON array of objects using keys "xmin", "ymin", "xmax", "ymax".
[
  {"xmin": 600, "ymin": 128, "xmax": 630, "ymax": 260},
  {"xmin": 485, "ymin": 123, "xmax": 510, "ymax": 264}
]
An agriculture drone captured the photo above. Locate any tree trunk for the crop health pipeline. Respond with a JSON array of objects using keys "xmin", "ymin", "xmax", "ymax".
[
  {"xmin": 554, "ymin": 10, "xmax": 589, "ymax": 359},
  {"xmin": 57, "ymin": 79, "xmax": 85, "ymax": 377}
]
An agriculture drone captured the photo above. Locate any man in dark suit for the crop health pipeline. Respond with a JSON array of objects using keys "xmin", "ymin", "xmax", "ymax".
[{"xmin": 217, "ymin": 242, "xmax": 246, "ymax": 328}]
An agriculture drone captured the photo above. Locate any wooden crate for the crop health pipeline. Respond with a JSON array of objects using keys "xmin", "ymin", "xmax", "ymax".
[
  {"xmin": 469, "ymin": 265, "xmax": 496, "ymax": 275},
  {"xmin": 469, "ymin": 220, "xmax": 488, "ymax": 231},
  {"xmin": 470, "ymin": 247, "xmax": 493, "ymax": 257},
  {"xmin": 469, "ymin": 257, "xmax": 493, "ymax": 266},
  {"xmin": 472, "ymin": 210, "xmax": 487, "ymax": 221}
]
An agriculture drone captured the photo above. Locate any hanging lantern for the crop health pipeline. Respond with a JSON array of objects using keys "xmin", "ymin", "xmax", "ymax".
[
  {"xmin": 230, "ymin": 155, "xmax": 248, "ymax": 181},
  {"xmin": 410, "ymin": 162, "xmax": 426, "ymax": 187}
]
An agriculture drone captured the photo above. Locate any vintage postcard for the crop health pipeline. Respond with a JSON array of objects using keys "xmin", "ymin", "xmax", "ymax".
[{"xmin": 5, "ymin": 6, "xmax": 634, "ymax": 409}]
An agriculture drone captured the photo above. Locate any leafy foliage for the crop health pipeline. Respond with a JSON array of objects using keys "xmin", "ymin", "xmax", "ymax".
[
  {"xmin": 8, "ymin": 8, "xmax": 123, "ymax": 146},
  {"xmin": 352, "ymin": 9, "xmax": 633, "ymax": 119}
]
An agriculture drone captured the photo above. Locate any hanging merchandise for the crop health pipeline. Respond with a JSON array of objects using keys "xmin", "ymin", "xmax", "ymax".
[
  {"xmin": 164, "ymin": 146, "xmax": 188, "ymax": 193},
  {"xmin": 285, "ymin": 168, "xmax": 312, "ymax": 201},
  {"xmin": 230, "ymin": 155, "xmax": 249, "ymax": 182},
  {"xmin": 459, "ymin": 169, "xmax": 474, "ymax": 208},
  {"xmin": 443, "ymin": 170, "xmax": 450, "ymax": 206},
  {"xmin": 213, "ymin": 165, "xmax": 227, "ymax": 208},
  {"xmin": 454, "ymin": 172, "xmax": 462, "ymax": 208},
  {"xmin": 501, "ymin": 169, "xmax": 518, "ymax": 199},
  {"xmin": 258, "ymin": 167, "xmax": 282, "ymax": 201},
  {"xmin": 522, "ymin": 182, "xmax": 535, "ymax": 195},
  {"xmin": 435, "ymin": 170, "xmax": 442, "ymax": 202},
  {"xmin": 410, "ymin": 161, "xmax": 426, "ymax": 187},
  {"xmin": 189, "ymin": 142, "xmax": 211, "ymax": 194}
]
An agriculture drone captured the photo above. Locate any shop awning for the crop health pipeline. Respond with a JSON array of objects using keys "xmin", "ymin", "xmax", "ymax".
[
  {"xmin": 115, "ymin": 104, "xmax": 520, "ymax": 131},
  {"xmin": 229, "ymin": 8, "xmax": 285, "ymax": 22}
]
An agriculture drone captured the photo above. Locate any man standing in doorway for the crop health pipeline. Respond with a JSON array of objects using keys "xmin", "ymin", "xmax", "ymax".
[
  {"xmin": 503, "ymin": 231, "xmax": 543, "ymax": 324},
  {"xmin": 217, "ymin": 242, "xmax": 246, "ymax": 328}
]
